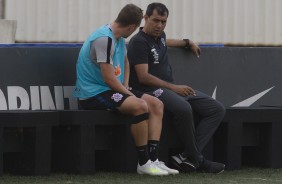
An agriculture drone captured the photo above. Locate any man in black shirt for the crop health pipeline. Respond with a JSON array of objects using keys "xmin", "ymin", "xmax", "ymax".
[{"xmin": 127, "ymin": 2, "xmax": 226, "ymax": 174}]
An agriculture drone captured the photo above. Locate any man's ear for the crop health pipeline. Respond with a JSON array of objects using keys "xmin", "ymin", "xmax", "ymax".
[
  {"xmin": 128, "ymin": 24, "xmax": 136, "ymax": 31},
  {"xmin": 144, "ymin": 14, "xmax": 149, "ymax": 20}
]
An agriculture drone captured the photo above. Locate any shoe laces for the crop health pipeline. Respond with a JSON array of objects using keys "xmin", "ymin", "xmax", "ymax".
[
  {"xmin": 155, "ymin": 160, "xmax": 173, "ymax": 171},
  {"xmin": 154, "ymin": 160, "xmax": 165, "ymax": 166}
]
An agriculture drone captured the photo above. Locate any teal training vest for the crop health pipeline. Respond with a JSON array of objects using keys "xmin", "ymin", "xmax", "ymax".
[{"xmin": 73, "ymin": 25, "xmax": 125, "ymax": 99}]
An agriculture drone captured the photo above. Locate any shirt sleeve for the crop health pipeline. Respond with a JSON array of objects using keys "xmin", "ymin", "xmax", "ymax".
[
  {"xmin": 127, "ymin": 38, "xmax": 150, "ymax": 66},
  {"xmin": 90, "ymin": 36, "xmax": 114, "ymax": 65}
]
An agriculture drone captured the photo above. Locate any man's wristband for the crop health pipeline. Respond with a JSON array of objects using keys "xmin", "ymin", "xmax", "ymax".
[{"xmin": 183, "ymin": 39, "xmax": 190, "ymax": 48}]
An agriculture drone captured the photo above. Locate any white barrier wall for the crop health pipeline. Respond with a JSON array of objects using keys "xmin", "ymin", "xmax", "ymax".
[
  {"xmin": 4, "ymin": 0, "xmax": 282, "ymax": 45},
  {"xmin": 0, "ymin": 0, "xmax": 4, "ymax": 19},
  {"xmin": 0, "ymin": 19, "xmax": 17, "ymax": 43}
]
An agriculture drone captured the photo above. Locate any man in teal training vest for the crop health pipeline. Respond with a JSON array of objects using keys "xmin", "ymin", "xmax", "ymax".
[{"xmin": 73, "ymin": 4, "xmax": 178, "ymax": 175}]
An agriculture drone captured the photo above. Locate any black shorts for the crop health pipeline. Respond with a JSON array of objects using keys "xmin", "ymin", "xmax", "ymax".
[{"xmin": 79, "ymin": 89, "xmax": 144, "ymax": 111}]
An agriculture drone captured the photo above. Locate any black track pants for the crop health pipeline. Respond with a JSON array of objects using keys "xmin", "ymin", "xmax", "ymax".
[{"xmin": 148, "ymin": 88, "xmax": 225, "ymax": 163}]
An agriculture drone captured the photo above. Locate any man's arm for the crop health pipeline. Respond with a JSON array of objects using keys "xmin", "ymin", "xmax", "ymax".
[
  {"xmin": 123, "ymin": 56, "xmax": 130, "ymax": 89},
  {"xmin": 166, "ymin": 39, "xmax": 201, "ymax": 58},
  {"xmin": 100, "ymin": 63, "xmax": 134, "ymax": 96},
  {"xmin": 92, "ymin": 36, "xmax": 133, "ymax": 96},
  {"xmin": 135, "ymin": 64, "xmax": 195, "ymax": 96},
  {"xmin": 166, "ymin": 39, "xmax": 186, "ymax": 47}
]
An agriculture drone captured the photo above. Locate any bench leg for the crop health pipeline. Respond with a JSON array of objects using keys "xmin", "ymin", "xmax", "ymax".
[
  {"xmin": 52, "ymin": 125, "xmax": 95, "ymax": 174},
  {"xmin": 34, "ymin": 126, "xmax": 52, "ymax": 175},
  {"xmin": 270, "ymin": 121, "xmax": 282, "ymax": 168},
  {"xmin": 79, "ymin": 125, "xmax": 95, "ymax": 174},
  {"xmin": 111, "ymin": 124, "xmax": 137, "ymax": 172},
  {"xmin": 226, "ymin": 120, "xmax": 242, "ymax": 170},
  {"xmin": 23, "ymin": 126, "xmax": 52, "ymax": 175}
]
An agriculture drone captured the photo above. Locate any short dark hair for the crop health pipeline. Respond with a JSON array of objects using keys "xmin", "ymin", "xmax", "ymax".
[
  {"xmin": 115, "ymin": 4, "xmax": 143, "ymax": 27},
  {"xmin": 146, "ymin": 2, "xmax": 169, "ymax": 17}
]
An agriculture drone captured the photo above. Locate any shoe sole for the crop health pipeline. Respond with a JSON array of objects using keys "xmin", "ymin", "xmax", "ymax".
[
  {"xmin": 156, "ymin": 165, "xmax": 179, "ymax": 175},
  {"xmin": 137, "ymin": 170, "xmax": 169, "ymax": 176},
  {"xmin": 197, "ymin": 166, "xmax": 225, "ymax": 174},
  {"xmin": 217, "ymin": 169, "xmax": 225, "ymax": 174},
  {"xmin": 161, "ymin": 169, "xmax": 179, "ymax": 175},
  {"xmin": 167, "ymin": 171, "xmax": 179, "ymax": 175}
]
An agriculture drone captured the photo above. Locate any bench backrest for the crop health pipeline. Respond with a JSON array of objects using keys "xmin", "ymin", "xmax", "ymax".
[{"xmin": 1, "ymin": 44, "xmax": 282, "ymax": 110}]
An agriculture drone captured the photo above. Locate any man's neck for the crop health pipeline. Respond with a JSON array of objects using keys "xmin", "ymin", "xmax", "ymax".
[
  {"xmin": 142, "ymin": 26, "xmax": 158, "ymax": 40},
  {"xmin": 141, "ymin": 26, "xmax": 149, "ymax": 35},
  {"xmin": 141, "ymin": 27, "xmax": 159, "ymax": 40},
  {"xmin": 110, "ymin": 22, "xmax": 121, "ymax": 40}
]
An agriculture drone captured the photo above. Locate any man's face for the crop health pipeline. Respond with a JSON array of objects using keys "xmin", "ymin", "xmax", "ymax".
[{"xmin": 145, "ymin": 9, "xmax": 168, "ymax": 37}]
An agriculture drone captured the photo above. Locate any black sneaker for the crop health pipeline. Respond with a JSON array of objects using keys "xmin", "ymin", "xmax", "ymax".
[
  {"xmin": 171, "ymin": 154, "xmax": 196, "ymax": 173},
  {"xmin": 197, "ymin": 159, "xmax": 225, "ymax": 174}
]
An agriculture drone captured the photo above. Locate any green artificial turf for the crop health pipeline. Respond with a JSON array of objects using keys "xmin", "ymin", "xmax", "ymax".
[{"xmin": 1, "ymin": 168, "xmax": 282, "ymax": 184}]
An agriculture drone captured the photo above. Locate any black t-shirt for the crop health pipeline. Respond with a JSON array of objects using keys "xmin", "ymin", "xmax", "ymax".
[{"xmin": 127, "ymin": 29, "xmax": 173, "ymax": 92}]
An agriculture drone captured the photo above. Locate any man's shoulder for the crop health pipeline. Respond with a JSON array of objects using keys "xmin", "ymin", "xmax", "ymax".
[
  {"xmin": 89, "ymin": 25, "xmax": 113, "ymax": 40},
  {"xmin": 130, "ymin": 31, "xmax": 147, "ymax": 42},
  {"xmin": 128, "ymin": 33, "xmax": 149, "ymax": 51}
]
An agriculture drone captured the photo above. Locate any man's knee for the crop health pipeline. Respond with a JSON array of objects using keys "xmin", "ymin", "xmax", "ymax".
[
  {"xmin": 130, "ymin": 98, "xmax": 149, "ymax": 115},
  {"xmin": 150, "ymin": 98, "xmax": 164, "ymax": 114},
  {"xmin": 214, "ymin": 101, "xmax": 226, "ymax": 120},
  {"xmin": 137, "ymin": 99, "xmax": 149, "ymax": 113}
]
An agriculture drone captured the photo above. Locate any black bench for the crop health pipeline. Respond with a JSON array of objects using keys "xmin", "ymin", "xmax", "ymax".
[
  {"xmin": 0, "ymin": 111, "xmax": 59, "ymax": 175},
  {"xmin": 214, "ymin": 107, "xmax": 282, "ymax": 170},
  {"xmin": 52, "ymin": 110, "xmax": 136, "ymax": 174},
  {"xmin": 2, "ymin": 46, "xmax": 282, "ymax": 174},
  {"xmin": 51, "ymin": 110, "xmax": 214, "ymax": 174},
  {"xmin": 1, "ymin": 108, "xmax": 281, "ymax": 174},
  {"xmin": 51, "ymin": 107, "xmax": 282, "ymax": 173}
]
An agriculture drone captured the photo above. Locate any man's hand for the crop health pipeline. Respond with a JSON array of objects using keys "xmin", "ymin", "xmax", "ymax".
[
  {"xmin": 171, "ymin": 84, "xmax": 196, "ymax": 96},
  {"xmin": 189, "ymin": 40, "xmax": 201, "ymax": 58},
  {"xmin": 125, "ymin": 86, "xmax": 132, "ymax": 90}
]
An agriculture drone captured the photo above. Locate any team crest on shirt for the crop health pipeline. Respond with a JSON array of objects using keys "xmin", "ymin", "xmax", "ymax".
[
  {"xmin": 153, "ymin": 88, "xmax": 163, "ymax": 98},
  {"xmin": 161, "ymin": 38, "xmax": 166, "ymax": 47},
  {"xmin": 151, "ymin": 47, "xmax": 159, "ymax": 64},
  {"xmin": 114, "ymin": 64, "xmax": 121, "ymax": 77},
  {"xmin": 111, "ymin": 93, "xmax": 123, "ymax": 102}
]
